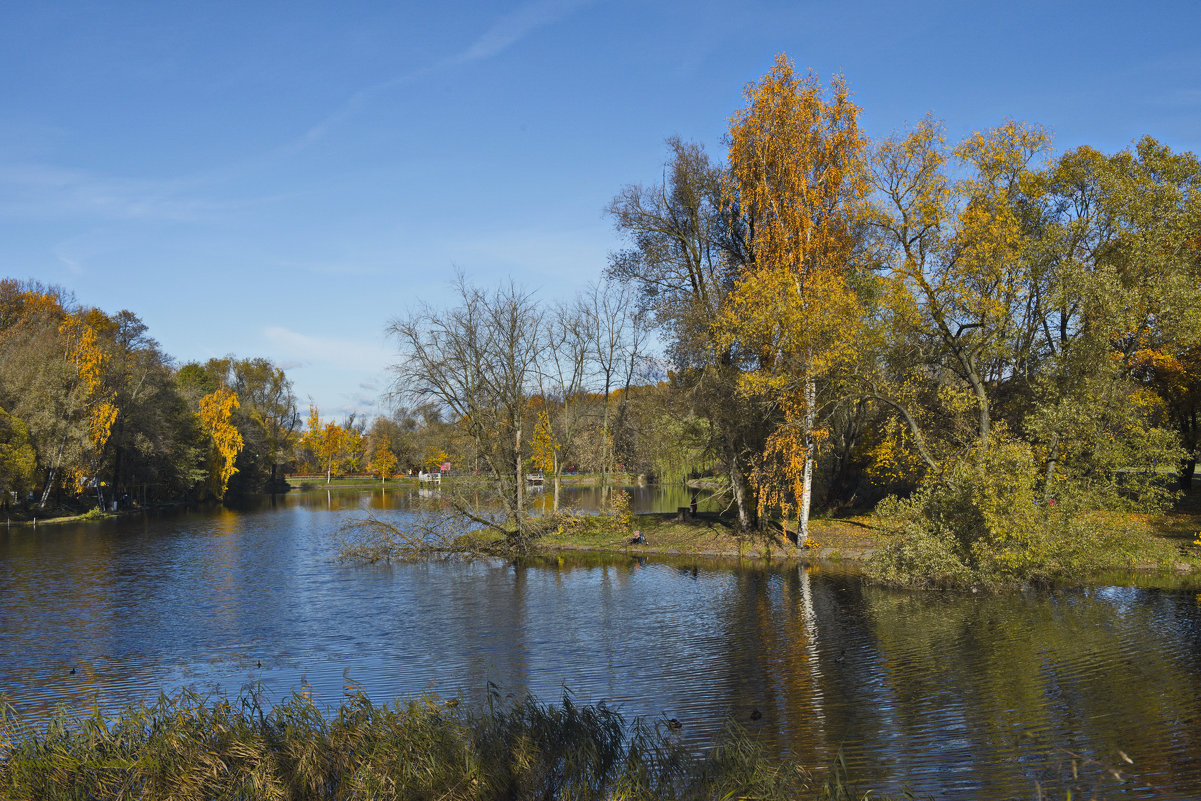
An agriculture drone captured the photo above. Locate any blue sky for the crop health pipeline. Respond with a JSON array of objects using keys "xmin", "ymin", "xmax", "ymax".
[{"xmin": 3, "ymin": 1, "xmax": 1199, "ymax": 419}]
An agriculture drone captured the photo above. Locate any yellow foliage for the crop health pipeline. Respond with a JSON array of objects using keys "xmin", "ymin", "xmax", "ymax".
[
  {"xmin": 199, "ymin": 388, "xmax": 243, "ymax": 498},
  {"xmin": 531, "ymin": 410, "xmax": 557, "ymax": 474},
  {"xmin": 721, "ymin": 54, "xmax": 869, "ymax": 383},
  {"xmin": 422, "ymin": 446, "xmax": 449, "ymax": 471},
  {"xmin": 89, "ymin": 401, "xmax": 118, "ymax": 452},
  {"xmin": 59, "ymin": 314, "xmax": 119, "ymax": 471},
  {"xmin": 299, "ymin": 404, "xmax": 363, "ymax": 477},
  {"xmin": 866, "ymin": 417, "xmax": 927, "ymax": 484},
  {"xmin": 368, "ymin": 442, "xmax": 398, "ymax": 479},
  {"xmin": 720, "ymin": 54, "xmax": 871, "ymax": 533}
]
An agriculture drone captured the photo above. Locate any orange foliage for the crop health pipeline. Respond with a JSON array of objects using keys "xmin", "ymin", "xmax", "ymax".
[{"xmin": 721, "ymin": 54, "xmax": 871, "ymax": 540}]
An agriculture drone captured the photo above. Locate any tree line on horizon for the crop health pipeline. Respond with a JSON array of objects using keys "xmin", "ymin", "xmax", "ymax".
[
  {"xmin": 0, "ymin": 276, "xmax": 691, "ymax": 515},
  {"xmin": 3, "ymin": 54, "xmax": 1199, "ymax": 574}
]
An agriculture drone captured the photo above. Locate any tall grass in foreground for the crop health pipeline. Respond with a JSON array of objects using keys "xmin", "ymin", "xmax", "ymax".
[
  {"xmin": 3, "ymin": 688, "xmax": 1145, "ymax": 799},
  {"xmin": 0, "ymin": 688, "xmax": 899, "ymax": 801}
]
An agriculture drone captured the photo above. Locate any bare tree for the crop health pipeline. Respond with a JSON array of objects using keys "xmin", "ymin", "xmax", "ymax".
[
  {"xmin": 536, "ymin": 300, "xmax": 590, "ymax": 511},
  {"xmin": 607, "ymin": 137, "xmax": 766, "ymax": 528},
  {"xmin": 387, "ymin": 276, "xmax": 545, "ymax": 549},
  {"xmin": 582, "ymin": 279, "xmax": 645, "ymax": 490}
]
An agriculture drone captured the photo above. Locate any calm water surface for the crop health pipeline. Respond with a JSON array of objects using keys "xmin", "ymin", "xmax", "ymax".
[{"xmin": 2, "ymin": 486, "xmax": 1200, "ymax": 799}]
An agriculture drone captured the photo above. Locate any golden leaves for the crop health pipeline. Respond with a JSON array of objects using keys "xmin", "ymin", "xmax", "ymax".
[
  {"xmin": 531, "ymin": 410, "xmax": 557, "ymax": 474},
  {"xmin": 367, "ymin": 441, "xmax": 398, "ymax": 479},
  {"xmin": 721, "ymin": 54, "xmax": 870, "ymax": 381},
  {"xmin": 299, "ymin": 404, "xmax": 362, "ymax": 476},
  {"xmin": 720, "ymin": 54, "xmax": 872, "ymax": 529},
  {"xmin": 725, "ymin": 54, "xmax": 869, "ymax": 285},
  {"xmin": 90, "ymin": 402, "xmax": 118, "ymax": 453},
  {"xmin": 60, "ymin": 313, "xmax": 119, "ymax": 454},
  {"xmin": 199, "ymin": 388, "xmax": 243, "ymax": 498}
]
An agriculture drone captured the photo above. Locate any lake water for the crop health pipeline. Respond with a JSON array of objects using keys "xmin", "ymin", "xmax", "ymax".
[{"xmin": 1, "ymin": 486, "xmax": 1199, "ymax": 799}]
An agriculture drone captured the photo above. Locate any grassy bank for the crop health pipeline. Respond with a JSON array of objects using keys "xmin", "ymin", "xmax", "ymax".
[
  {"xmin": 1, "ymin": 690, "xmax": 896, "ymax": 801},
  {"xmin": 537, "ymin": 495, "xmax": 1201, "ymax": 586},
  {"xmin": 538, "ymin": 511, "xmax": 881, "ymax": 562},
  {"xmin": 2, "ymin": 506, "xmax": 119, "ymax": 527}
]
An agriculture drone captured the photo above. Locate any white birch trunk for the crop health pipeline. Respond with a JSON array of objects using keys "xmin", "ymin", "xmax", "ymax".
[
  {"xmin": 797, "ymin": 372, "xmax": 816, "ymax": 547},
  {"xmin": 552, "ymin": 449, "xmax": 561, "ymax": 513}
]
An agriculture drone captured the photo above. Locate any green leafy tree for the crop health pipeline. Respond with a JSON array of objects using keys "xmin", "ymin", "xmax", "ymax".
[
  {"xmin": 232, "ymin": 358, "xmax": 300, "ymax": 490},
  {"xmin": 0, "ymin": 406, "xmax": 37, "ymax": 504}
]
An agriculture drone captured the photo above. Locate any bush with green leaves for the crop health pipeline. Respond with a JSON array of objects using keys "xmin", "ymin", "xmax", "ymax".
[{"xmin": 869, "ymin": 434, "xmax": 1178, "ymax": 589}]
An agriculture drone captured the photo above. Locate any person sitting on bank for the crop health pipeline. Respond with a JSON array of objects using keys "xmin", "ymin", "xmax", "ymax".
[{"xmin": 631, "ymin": 530, "xmax": 646, "ymax": 545}]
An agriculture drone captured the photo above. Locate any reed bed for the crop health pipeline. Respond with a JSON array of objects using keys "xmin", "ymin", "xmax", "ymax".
[{"xmin": 0, "ymin": 687, "xmax": 901, "ymax": 801}]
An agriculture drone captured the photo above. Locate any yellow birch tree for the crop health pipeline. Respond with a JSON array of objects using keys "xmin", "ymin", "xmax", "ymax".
[
  {"xmin": 367, "ymin": 441, "xmax": 398, "ymax": 482},
  {"xmin": 721, "ymin": 54, "xmax": 870, "ymax": 545},
  {"xmin": 299, "ymin": 405, "xmax": 351, "ymax": 483},
  {"xmin": 199, "ymin": 387, "xmax": 243, "ymax": 499}
]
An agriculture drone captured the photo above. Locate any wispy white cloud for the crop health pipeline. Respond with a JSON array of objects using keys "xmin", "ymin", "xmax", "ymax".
[
  {"xmin": 263, "ymin": 325, "xmax": 392, "ymax": 373},
  {"xmin": 0, "ymin": 162, "xmax": 275, "ymax": 222},
  {"xmin": 52, "ymin": 241, "xmax": 87, "ymax": 276},
  {"xmin": 275, "ymin": 257, "xmax": 388, "ymax": 278},
  {"xmin": 285, "ymin": 0, "xmax": 592, "ymax": 154},
  {"xmin": 447, "ymin": 0, "xmax": 592, "ymax": 67}
]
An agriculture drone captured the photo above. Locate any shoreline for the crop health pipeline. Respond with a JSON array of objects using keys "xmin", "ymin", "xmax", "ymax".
[
  {"xmin": 534, "ymin": 511, "xmax": 1201, "ymax": 588},
  {"xmin": 537, "ymin": 511, "xmax": 883, "ymax": 563},
  {"xmin": 10, "ymin": 490, "xmax": 1200, "ymax": 587}
]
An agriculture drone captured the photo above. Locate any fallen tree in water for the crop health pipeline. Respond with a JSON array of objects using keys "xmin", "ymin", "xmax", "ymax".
[
  {"xmin": 335, "ymin": 509, "xmax": 516, "ymax": 562},
  {"xmin": 334, "ymin": 491, "xmax": 642, "ymax": 563}
]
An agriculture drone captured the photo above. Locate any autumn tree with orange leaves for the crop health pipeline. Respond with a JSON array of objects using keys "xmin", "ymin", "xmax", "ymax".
[{"xmin": 720, "ymin": 55, "xmax": 871, "ymax": 545}]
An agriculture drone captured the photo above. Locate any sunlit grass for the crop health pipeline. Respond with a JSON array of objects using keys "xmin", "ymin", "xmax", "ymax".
[
  {"xmin": 3, "ymin": 687, "xmax": 1162, "ymax": 799},
  {"xmin": 0, "ymin": 688, "xmax": 870, "ymax": 801}
]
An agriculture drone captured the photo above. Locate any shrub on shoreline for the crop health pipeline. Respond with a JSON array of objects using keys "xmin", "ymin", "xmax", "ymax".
[{"xmin": 868, "ymin": 436, "xmax": 1179, "ymax": 589}]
